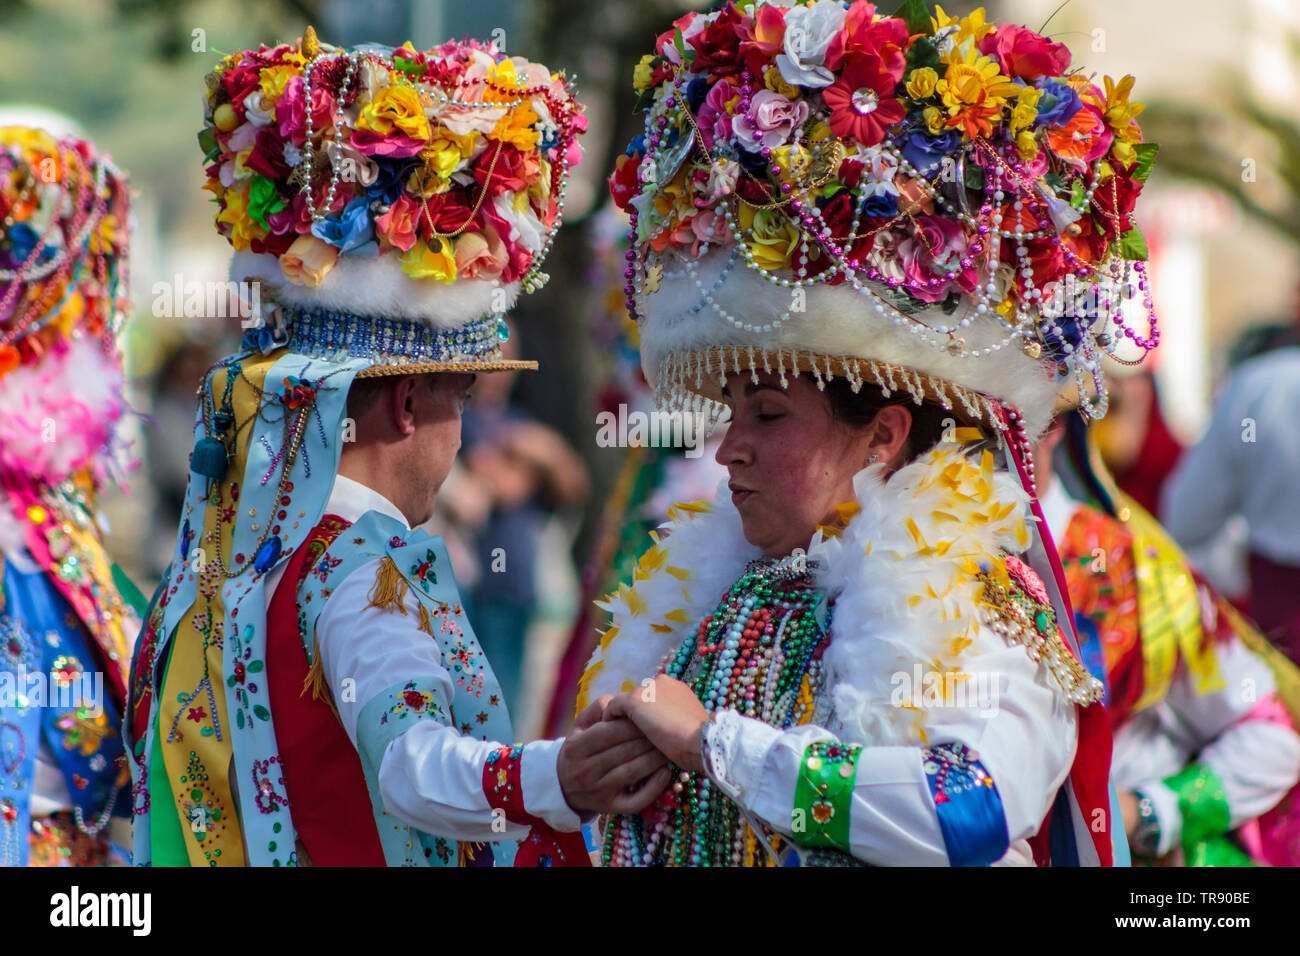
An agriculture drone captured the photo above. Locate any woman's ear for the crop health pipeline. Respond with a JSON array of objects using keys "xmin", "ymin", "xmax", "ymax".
[{"xmin": 869, "ymin": 404, "xmax": 912, "ymax": 469}]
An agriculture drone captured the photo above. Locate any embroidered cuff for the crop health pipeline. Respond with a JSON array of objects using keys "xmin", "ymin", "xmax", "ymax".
[
  {"xmin": 792, "ymin": 741, "xmax": 862, "ymax": 851},
  {"xmin": 922, "ymin": 743, "xmax": 1010, "ymax": 867},
  {"xmin": 1131, "ymin": 780, "xmax": 1181, "ymax": 857},
  {"xmin": 520, "ymin": 738, "xmax": 584, "ymax": 833},
  {"xmin": 483, "ymin": 742, "xmax": 590, "ymax": 867},
  {"xmin": 1162, "ymin": 764, "xmax": 1231, "ymax": 851}
]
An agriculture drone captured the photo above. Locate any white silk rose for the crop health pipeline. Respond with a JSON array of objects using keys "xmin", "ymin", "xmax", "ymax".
[{"xmin": 775, "ymin": 0, "xmax": 848, "ymax": 90}]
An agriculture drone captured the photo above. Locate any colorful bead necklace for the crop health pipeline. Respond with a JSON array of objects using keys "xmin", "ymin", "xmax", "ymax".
[{"xmin": 603, "ymin": 556, "xmax": 828, "ymax": 867}]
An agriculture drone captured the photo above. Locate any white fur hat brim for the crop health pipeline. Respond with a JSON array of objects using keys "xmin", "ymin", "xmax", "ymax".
[
  {"xmin": 230, "ymin": 250, "xmax": 520, "ymax": 329},
  {"xmin": 640, "ymin": 247, "xmax": 1062, "ymax": 440}
]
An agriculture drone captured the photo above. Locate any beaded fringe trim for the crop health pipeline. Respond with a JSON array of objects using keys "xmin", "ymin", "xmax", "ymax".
[
  {"xmin": 654, "ymin": 347, "xmax": 1011, "ymax": 436},
  {"xmin": 355, "ymin": 359, "xmax": 536, "ymax": 378}
]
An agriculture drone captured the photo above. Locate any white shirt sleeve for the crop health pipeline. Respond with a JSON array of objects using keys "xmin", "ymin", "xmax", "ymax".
[
  {"xmin": 1124, "ymin": 640, "xmax": 1300, "ymax": 851},
  {"xmin": 703, "ymin": 625, "xmax": 1078, "ymax": 865},
  {"xmin": 314, "ymin": 556, "xmax": 581, "ymax": 839}
]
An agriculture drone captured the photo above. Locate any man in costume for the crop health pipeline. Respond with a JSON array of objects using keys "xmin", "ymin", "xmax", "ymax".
[
  {"xmin": 127, "ymin": 29, "xmax": 668, "ymax": 867},
  {"xmin": 1041, "ymin": 412, "xmax": 1300, "ymax": 865},
  {"xmin": 581, "ymin": 0, "xmax": 1161, "ymax": 866},
  {"xmin": 0, "ymin": 122, "xmax": 140, "ymax": 866}
]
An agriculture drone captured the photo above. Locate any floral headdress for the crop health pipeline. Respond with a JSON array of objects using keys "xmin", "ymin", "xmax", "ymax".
[
  {"xmin": 0, "ymin": 124, "xmax": 132, "ymax": 486},
  {"xmin": 611, "ymin": 0, "xmax": 1158, "ymax": 440},
  {"xmin": 203, "ymin": 27, "xmax": 586, "ymax": 375}
]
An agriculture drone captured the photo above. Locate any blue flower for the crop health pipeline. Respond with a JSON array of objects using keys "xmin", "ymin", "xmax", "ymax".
[
  {"xmin": 366, "ymin": 157, "xmax": 411, "ymax": 206},
  {"xmin": 627, "ymin": 134, "xmax": 646, "ymax": 157},
  {"xmin": 311, "ymin": 196, "xmax": 379, "ymax": 256},
  {"xmin": 899, "ymin": 129, "xmax": 960, "ymax": 178},
  {"xmin": 861, "ymin": 193, "xmax": 899, "ymax": 218},
  {"xmin": 2, "ymin": 222, "xmax": 53, "ymax": 268},
  {"xmin": 736, "ymin": 147, "xmax": 768, "ymax": 179},
  {"xmin": 1035, "ymin": 80, "xmax": 1082, "ymax": 128},
  {"xmin": 686, "ymin": 77, "xmax": 709, "ymax": 113}
]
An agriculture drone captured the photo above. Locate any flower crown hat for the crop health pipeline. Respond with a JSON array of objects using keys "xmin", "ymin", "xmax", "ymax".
[
  {"xmin": 0, "ymin": 120, "xmax": 132, "ymax": 489},
  {"xmin": 207, "ymin": 26, "xmax": 586, "ymax": 377},
  {"xmin": 611, "ymin": 0, "xmax": 1158, "ymax": 447}
]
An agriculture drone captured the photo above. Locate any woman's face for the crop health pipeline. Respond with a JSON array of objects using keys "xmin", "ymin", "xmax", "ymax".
[{"xmin": 714, "ymin": 371, "xmax": 883, "ymax": 558}]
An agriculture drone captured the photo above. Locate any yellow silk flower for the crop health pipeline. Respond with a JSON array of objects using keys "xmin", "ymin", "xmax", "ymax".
[
  {"xmin": 400, "ymin": 237, "xmax": 458, "ymax": 282},
  {"xmin": 738, "ymin": 204, "xmax": 800, "ymax": 272},
  {"xmin": 216, "ymin": 186, "xmax": 266, "ymax": 251},
  {"xmin": 358, "ymin": 84, "xmax": 432, "ymax": 143}
]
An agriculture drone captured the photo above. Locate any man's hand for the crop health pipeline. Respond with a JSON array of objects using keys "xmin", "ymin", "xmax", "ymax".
[
  {"xmin": 604, "ymin": 675, "xmax": 710, "ymax": 774},
  {"xmin": 1119, "ymin": 789, "xmax": 1140, "ymax": 839},
  {"xmin": 557, "ymin": 696, "xmax": 670, "ymax": 815}
]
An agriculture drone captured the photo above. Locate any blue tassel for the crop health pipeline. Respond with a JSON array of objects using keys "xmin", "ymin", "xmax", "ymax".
[{"xmin": 191, "ymin": 436, "xmax": 229, "ymax": 480}]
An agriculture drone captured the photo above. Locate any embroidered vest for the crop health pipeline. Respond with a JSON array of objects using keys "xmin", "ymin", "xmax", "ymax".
[{"xmin": 272, "ymin": 510, "xmax": 516, "ymax": 866}]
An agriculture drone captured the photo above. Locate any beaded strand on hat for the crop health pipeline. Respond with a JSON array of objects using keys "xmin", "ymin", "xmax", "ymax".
[
  {"xmin": 622, "ymin": 63, "xmax": 1158, "ymax": 421},
  {"xmin": 292, "ymin": 27, "xmax": 580, "ymax": 294},
  {"xmin": 0, "ymin": 147, "xmax": 115, "ymax": 349}
]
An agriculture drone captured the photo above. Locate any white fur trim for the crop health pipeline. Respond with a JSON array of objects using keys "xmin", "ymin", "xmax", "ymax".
[
  {"xmin": 640, "ymin": 248, "xmax": 1062, "ymax": 440},
  {"xmin": 230, "ymin": 250, "xmax": 520, "ymax": 329},
  {"xmin": 582, "ymin": 439, "xmax": 1061, "ymax": 747}
]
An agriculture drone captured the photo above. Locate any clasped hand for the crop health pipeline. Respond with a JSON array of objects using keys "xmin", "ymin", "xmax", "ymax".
[{"xmin": 557, "ymin": 675, "xmax": 711, "ymax": 815}]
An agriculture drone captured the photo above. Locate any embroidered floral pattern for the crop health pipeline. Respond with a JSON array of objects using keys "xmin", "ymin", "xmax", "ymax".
[{"xmin": 409, "ymin": 549, "xmax": 439, "ymax": 592}]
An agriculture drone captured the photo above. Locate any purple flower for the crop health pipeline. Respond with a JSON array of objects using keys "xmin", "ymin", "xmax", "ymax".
[{"xmin": 1034, "ymin": 79, "xmax": 1083, "ymax": 128}]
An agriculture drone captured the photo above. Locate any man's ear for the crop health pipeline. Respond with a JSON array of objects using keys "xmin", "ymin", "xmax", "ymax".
[{"xmin": 389, "ymin": 375, "xmax": 420, "ymax": 437}]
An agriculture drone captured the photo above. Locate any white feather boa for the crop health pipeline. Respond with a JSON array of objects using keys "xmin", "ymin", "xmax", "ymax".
[{"xmin": 580, "ymin": 438, "xmax": 1036, "ymax": 747}]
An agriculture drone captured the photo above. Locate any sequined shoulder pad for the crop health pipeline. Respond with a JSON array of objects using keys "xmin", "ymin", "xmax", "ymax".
[{"xmin": 977, "ymin": 554, "xmax": 1104, "ymax": 706}]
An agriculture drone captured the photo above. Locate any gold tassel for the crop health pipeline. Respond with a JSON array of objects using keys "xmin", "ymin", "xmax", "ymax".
[
  {"xmin": 301, "ymin": 633, "xmax": 341, "ymax": 722},
  {"xmin": 416, "ymin": 602, "xmax": 435, "ymax": 637},
  {"xmin": 365, "ymin": 555, "xmax": 409, "ymax": 615}
]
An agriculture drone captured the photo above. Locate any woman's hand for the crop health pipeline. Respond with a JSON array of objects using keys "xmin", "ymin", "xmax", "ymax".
[{"xmin": 604, "ymin": 675, "xmax": 710, "ymax": 774}]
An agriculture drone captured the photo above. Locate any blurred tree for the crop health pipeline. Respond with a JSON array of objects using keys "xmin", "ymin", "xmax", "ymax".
[{"xmin": 1141, "ymin": 33, "xmax": 1300, "ymax": 244}]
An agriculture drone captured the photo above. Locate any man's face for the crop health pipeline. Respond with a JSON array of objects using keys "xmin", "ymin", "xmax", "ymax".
[{"xmin": 405, "ymin": 372, "xmax": 475, "ymax": 525}]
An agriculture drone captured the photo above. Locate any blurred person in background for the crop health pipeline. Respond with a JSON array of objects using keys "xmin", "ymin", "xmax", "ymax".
[
  {"xmin": 1092, "ymin": 369, "xmax": 1185, "ymax": 518},
  {"xmin": 1042, "ymin": 413, "xmax": 1300, "ymax": 866},
  {"xmin": 1161, "ymin": 313, "xmax": 1300, "ymax": 665},
  {"xmin": 0, "ymin": 122, "xmax": 140, "ymax": 866},
  {"xmin": 462, "ymin": 327, "xmax": 589, "ymax": 717}
]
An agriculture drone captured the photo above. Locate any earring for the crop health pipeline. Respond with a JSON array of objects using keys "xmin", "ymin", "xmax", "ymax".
[{"xmin": 866, "ymin": 454, "xmax": 880, "ymax": 466}]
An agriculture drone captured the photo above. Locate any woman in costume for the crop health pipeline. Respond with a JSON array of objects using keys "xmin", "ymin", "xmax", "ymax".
[
  {"xmin": 1042, "ymin": 412, "xmax": 1300, "ymax": 866},
  {"xmin": 581, "ymin": 0, "xmax": 1160, "ymax": 866},
  {"xmin": 0, "ymin": 122, "xmax": 140, "ymax": 865}
]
